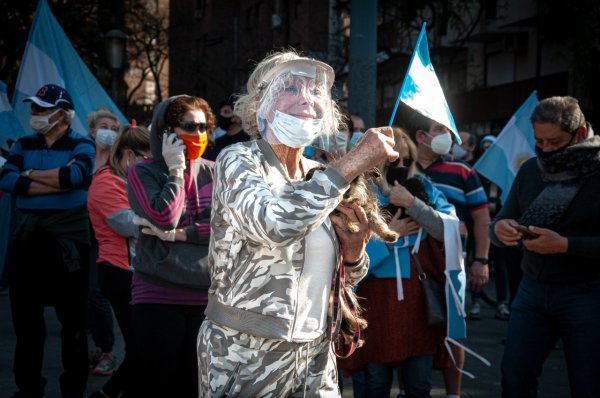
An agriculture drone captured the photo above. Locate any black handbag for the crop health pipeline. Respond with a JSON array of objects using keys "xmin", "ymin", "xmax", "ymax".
[{"xmin": 412, "ymin": 253, "xmax": 447, "ymax": 326}]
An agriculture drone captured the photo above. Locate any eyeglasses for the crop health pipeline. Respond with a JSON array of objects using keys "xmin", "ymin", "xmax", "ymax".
[
  {"xmin": 390, "ymin": 157, "xmax": 414, "ymax": 168},
  {"xmin": 178, "ymin": 121, "xmax": 208, "ymax": 133}
]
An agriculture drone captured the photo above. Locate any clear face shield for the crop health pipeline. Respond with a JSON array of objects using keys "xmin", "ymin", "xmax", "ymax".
[{"xmin": 256, "ymin": 59, "xmax": 335, "ymax": 148}]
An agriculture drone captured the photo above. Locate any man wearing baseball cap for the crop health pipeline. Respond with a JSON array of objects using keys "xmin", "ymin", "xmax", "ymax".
[{"xmin": 0, "ymin": 83, "xmax": 95, "ymax": 398}]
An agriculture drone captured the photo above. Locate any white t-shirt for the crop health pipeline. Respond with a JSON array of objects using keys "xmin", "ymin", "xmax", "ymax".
[{"xmin": 291, "ymin": 224, "xmax": 336, "ymax": 341}]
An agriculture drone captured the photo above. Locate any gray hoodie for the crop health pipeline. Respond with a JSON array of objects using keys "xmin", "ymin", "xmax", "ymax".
[{"xmin": 126, "ymin": 96, "xmax": 214, "ymax": 290}]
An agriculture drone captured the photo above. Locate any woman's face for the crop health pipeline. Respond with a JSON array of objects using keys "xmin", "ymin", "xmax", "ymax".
[
  {"xmin": 397, "ymin": 145, "xmax": 410, "ymax": 165},
  {"xmin": 91, "ymin": 116, "xmax": 119, "ymax": 138},
  {"xmin": 173, "ymin": 109, "xmax": 207, "ymax": 137},
  {"xmin": 272, "ymin": 76, "xmax": 324, "ymax": 121},
  {"xmin": 96, "ymin": 117, "xmax": 119, "ymax": 131}
]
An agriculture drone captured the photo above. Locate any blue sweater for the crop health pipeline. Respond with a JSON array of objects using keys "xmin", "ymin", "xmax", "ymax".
[{"xmin": 0, "ymin": 128, "xmax": 95, "ymax": 210}]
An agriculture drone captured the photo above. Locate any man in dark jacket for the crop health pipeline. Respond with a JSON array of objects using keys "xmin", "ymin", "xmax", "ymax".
[
  {"xmin": 490, "ymin": 96, "xmax": 600, "ymax": 397},
  {"xmin": 0, "ymin": 84, "xmax": 95, "ymax": 398}
]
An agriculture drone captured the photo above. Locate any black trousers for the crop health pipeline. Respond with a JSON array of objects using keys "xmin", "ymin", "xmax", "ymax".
[
  {"xmin": 132, "ymin": 302, "xmax": 206, "ymax": 398},
  {"xmin": 97, "ymin": 262, "xmax": 136, "ymax": 397},
  {"xmin": 8, "ymin": 232, "xmax": 89, "ymax": 397}
]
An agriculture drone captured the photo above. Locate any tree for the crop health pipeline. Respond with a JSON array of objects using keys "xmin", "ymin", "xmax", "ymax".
[{"xmin": 123, "ymin": 0, "xmax": 169, "ymax": 110}]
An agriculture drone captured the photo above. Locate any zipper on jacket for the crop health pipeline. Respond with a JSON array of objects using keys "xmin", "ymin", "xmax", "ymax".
[{"xmin": 289, "ymin": 238, "xmax": 306, "ymax": 340}]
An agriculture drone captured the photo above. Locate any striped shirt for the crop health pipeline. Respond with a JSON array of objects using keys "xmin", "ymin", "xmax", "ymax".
[
  {"xmin": 419, "ymin": 156, "xmax": 488, "ymax": 221},
  {"xmin": 0, "ymin": 128, "xmax": 95, "ymax": 211}
]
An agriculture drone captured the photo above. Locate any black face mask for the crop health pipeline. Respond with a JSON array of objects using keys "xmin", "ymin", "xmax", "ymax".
[
  {"xmin": 385, "ymin": 157, "xmax": 413, "ymax": 185},
  {"xmin": 386, "ymin": 166, "xmax": 409, "ymax": 186},
  {"xmin": 535, "ymin": 133, "xmax": 575, "ymax": 160},
  {"xmin": 217, "ymin": 115, "xmax": 233, "ymax": 130}
]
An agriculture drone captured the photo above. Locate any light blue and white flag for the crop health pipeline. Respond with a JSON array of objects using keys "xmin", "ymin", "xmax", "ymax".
[
  {"xmin": 0, "ymin": 81, "xmax": 25, "ymax": 150},
  {"xmin": 389, "ymin": 22, "xmax": 460, "ymax": 143},
  {"xmin": 474, "ymin": 91, "xmax": 538, "ymax": 205},
  {"xmin": 11, "ymin": 0, "xmax": 127, "ymax": 136}
]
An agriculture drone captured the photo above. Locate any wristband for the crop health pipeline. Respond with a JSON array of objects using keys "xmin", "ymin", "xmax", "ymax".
[{"xmin": 473, "ymin": 257, "xmax": 489, "ymax": 265}]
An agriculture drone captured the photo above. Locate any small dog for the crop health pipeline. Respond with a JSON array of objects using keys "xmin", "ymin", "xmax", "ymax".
[
  {"xmin": 306, "ymin": 166, "xmax": 399, "ymax": 355},
  {"xmin": 306, "ymin": 166, "xmax": 399, "ymax": 243}
]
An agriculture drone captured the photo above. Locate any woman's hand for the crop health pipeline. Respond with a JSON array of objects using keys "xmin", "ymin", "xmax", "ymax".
[
  {"xmin": 331, "ymin": 203, "xmax": 370, "ymax": 264},
  {"xmin": 333, "ymin": 127, "xmax": 399, "ymax": 182},
  {"xmin": 389, "ymin": 181, "xmax": 415, "ymax": 209},
  {"xmin": 133, "ymin": 215, "xmax": 179, "ymax": 242},
  {"xmin": 388, "ymin": 211, "xmax": 420, "ymax": 237}
]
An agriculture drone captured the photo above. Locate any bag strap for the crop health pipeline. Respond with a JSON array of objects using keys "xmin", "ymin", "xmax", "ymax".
[{"xmin": 411, "ymin": 252, "xmax": 427, "ymax": 281}]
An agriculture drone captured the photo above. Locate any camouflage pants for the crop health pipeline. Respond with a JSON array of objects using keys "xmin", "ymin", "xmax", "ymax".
[{"xmin": 197, "ymin": 319, "xmax": 340, "ymax": 397}]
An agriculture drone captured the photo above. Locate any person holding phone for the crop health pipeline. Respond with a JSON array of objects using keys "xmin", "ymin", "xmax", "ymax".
[
  {"xmin": 126, "ymin": 95, "xmax": 215, "ymax": 397},
  {"xmin": 490, "ymin": 96, "xmax": 600, "ymax": 397}
]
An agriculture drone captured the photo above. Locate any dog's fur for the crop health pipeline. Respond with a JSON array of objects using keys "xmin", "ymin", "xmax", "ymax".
[
  {"xmin": 305, "ymin": 166, "xmax": 399, "ymax": 353},
  {"xmin": 306, "ymin": 167, "xmax": 399, "ymax": 243}
]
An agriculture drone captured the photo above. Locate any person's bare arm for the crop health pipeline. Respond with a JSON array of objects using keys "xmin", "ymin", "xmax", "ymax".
[{"xmin": 331, "ymin": 127, "xmax": 398, "ymax": 182}]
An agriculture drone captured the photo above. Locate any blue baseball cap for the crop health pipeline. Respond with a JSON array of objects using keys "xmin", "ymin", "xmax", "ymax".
[{"xmin": 24, "ymin": 84, "xmax": 74, "ymax": 110}]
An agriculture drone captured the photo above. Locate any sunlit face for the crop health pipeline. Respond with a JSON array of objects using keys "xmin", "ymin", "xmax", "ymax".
[
  {"xmin": 97, "ymin": 117, "xmax": 119, "ymax": 131},
  {"xmin": 417, "ymin": 122, "xmax": 450, "ymax": 147},
  {"xmin": 90, "ymin": 116, "xmax": 119, "ymax": 138},
  {"xmin": 533, "ymin": 122, "xmax": 575, "ymax": 152},
  {"xmin": 173, "ymin": 110, "xmax": 207, "ymax": 137},
  {"xmin": 272, "ymin": 75, "xmax": 324, "ymax": 120}
]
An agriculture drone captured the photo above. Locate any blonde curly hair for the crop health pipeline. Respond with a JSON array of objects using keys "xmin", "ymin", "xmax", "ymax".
[{"xmin": 234, "ymin": 50, "xmax": 341, "ymax": 141}]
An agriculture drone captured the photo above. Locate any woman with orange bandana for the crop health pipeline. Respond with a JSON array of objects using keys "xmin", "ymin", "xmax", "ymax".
[{"xmin": 126, "ymin": 95, "xmax": 215, "ymax": 397}]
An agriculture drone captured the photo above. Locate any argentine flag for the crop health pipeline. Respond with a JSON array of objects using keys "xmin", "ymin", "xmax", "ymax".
[
  {"xmin": 11, "ymin": 0, "xmax": 126, "ymax": 137},
  {"xmin": 389, "ymin": 23, "xmax": 460, "ymax": 143},
  {"xmin": 474, "ymin": 91, "xmax": 538, "ymax": 205},
  {"xmin": 0, "ymin": 81, "xmax": 25, "ymax": 151}
]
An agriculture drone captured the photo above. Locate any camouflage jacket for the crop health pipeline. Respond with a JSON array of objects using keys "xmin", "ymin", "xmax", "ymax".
[{"xmin": 205, "ymin": 140, "xmax": 369, "ymax": 340}]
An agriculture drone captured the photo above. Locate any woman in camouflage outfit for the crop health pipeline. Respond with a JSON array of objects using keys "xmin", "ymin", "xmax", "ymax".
[{"xmin": 197, "ymin": 51, "xmax": 400, "ymax": 397}]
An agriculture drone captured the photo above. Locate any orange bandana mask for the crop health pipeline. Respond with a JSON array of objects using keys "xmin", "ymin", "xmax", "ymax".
[{"xmin": 178, "ymin": 133, "xmax": 208, "ymax": 160}]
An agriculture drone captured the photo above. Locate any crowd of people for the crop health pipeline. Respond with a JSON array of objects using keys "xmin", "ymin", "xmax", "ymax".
[{"xmin": 1, "ymin": 50, "xmax": 599, "ymax": 398}]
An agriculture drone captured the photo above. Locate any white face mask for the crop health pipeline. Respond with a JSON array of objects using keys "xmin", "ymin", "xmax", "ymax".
[
  {"xmin": 269, "ymin": 111, "xmax": 323, "ymax": 148},
  {"xmin": 451, "ymin": 143, "xmax": 467, "ymax": 160},
  {"xmin": 30, "ymin": 109, "xmax": 61, "ymax": 135},
  {"xmin": 425, "ymin": 131, "xmax": 453, "ymax": 155},
  {"xmin": 95, "ymin": 128, "xmax": 118, "ymax": 149},
  {"xmin": 335, "ymin": 131, "xmax": 349, "ymax": 153}
]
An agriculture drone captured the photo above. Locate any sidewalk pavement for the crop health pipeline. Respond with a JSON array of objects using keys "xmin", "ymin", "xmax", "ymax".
[{"xmin": 0, "ymin": 288, "xmax": 569, "ymax": 398}]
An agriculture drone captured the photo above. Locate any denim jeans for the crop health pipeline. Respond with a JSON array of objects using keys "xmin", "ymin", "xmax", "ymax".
[
  {"xmin": 501, "ymin": 276, "xmax": 600, "ymax": 397},
  {"xmin": 364, "ymin": 356, "xmax": 433, "ymax": 398}
]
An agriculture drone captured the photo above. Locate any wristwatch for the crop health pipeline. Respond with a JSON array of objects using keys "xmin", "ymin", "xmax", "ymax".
[
  {"xmin": 473, "ymin": 257, "xmax": 489, "ymax": 265},
  {"xmin": 24, "ymin": 169, "xmax": 33, "ymax": 178}
]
